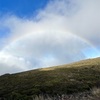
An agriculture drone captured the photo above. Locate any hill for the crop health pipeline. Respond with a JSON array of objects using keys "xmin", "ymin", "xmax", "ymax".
[{"xmin": 0, "ymin": 57, "xmax": 100, "ymax": 99}]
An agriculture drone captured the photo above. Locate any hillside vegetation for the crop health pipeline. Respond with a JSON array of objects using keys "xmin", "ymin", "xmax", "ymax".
[{"xmin": 0, "ymin": 57, "xmax": 100, "ymax": 99}]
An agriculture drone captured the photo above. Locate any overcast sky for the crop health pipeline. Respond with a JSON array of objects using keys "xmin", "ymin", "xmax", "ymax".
[{"xmin": 0, "ymin": 0, "xmax": 100, "ymax": 75}]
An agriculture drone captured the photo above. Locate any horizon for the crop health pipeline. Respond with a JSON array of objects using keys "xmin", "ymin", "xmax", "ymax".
[{"xmin": 0, "ymin": 0, "xmax": 100, "ymax": 75}]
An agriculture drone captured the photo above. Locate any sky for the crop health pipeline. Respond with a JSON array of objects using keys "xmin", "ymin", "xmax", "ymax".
[{"xmin": 0, "ymin": 0, "xmax": 100, "ymax": 75}]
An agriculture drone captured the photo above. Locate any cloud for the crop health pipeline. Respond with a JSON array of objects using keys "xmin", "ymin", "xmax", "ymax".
[
  {"xmin": 0, "ymin": 0, "xmax": 100, "ymax": 75},
  {"xmin": 67, "ymin": 0, "xmax": 100, "ymax": 46},
  {"xmin": 0, "ymin": 51, "xmax": 30, "ymax": 74}
]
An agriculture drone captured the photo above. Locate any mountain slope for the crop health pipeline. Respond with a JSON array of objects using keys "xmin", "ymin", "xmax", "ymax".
[{"xmin": 0, "ymin": 57, "xmax": 100, "ymax": 99}]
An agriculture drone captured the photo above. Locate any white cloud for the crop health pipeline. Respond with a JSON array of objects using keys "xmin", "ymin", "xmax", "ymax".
[
  {"xmin": 0, "ymin": 51, "xmax": 30, "ymax": 74},
  {"xmin": 0, "ymin": 0, "xmax": 100, "ymax": 75}
]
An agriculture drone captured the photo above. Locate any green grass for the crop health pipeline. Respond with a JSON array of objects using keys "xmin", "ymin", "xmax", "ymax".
[{"xmin": 0, "ymin": 57, "xmax": 100, "ymax": 99}]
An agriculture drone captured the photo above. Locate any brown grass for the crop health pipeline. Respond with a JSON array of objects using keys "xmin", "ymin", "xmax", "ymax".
[{"xmin": 33, "ymin": 87, "xmax": 100, "ymax": 100}]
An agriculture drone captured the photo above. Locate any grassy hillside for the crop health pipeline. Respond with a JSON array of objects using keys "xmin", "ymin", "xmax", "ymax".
[{"xmin": 0, "ymin": 57, "xmax": 100, "ymax": 99}]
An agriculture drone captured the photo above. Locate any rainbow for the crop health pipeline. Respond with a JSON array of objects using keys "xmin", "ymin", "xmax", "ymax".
[{"xmin": 3, "ymin": 30, "xmax": 100, "ymax": 58}]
